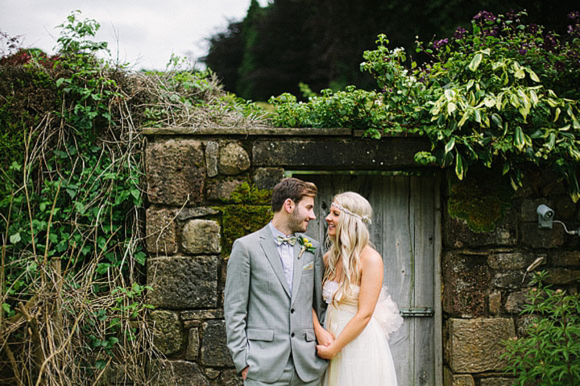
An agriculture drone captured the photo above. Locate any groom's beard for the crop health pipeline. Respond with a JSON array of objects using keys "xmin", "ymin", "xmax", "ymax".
[{"xmin": 288, "ymin": 207, "xmax": 309, "ymax": 233}]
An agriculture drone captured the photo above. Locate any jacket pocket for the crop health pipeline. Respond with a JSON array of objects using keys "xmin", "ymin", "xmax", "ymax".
[
  {"xmin": 247, "ymin": 328, "xmax": 274, "ymax": 341},
  {"xmin": 304, "ymin": 329, "xmax": 316, "ymax": 342}
]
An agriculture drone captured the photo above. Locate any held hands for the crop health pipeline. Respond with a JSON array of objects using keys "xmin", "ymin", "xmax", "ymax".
[
  {"xmin": 316, "ymin": 343, "xmax": 340, "ymax": 359},
  {"xmin": 315, "ymin": 327, "xmax": 338, "ymax": 359}
]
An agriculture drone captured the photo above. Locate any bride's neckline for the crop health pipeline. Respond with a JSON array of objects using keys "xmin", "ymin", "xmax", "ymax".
[{"xmin": 325, "ymin": 280, "xmax": 360, "ymax": 288}]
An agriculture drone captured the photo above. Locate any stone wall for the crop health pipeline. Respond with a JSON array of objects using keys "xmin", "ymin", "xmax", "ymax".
[
  {"xmin": 442, "ymin": 169, "xmax": 580, "ymax": 385},
  {"xmin": 143, "ymin": 127, "xmax": 580, "ymax": 385}
]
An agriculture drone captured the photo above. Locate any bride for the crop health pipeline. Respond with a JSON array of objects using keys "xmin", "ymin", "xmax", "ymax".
[{"xmin": 313, "ymin": 192, "xmax": 403, "ymax": 386}]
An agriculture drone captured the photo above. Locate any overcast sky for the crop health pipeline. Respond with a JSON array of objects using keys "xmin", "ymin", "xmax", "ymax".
[{"xmin": 1, "ymin": 0, "xmax": 269, "ymax": 70}]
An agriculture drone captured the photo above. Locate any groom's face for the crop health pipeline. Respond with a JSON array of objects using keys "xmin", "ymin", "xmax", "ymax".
[{"xmin": 288, "ymin": 196, "xmax": 316, "ymax": 233}]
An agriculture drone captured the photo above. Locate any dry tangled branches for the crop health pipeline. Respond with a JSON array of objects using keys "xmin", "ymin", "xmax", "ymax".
[{"xmin": 0, "ymin": 62, "xmax": 181, "ymax": 385}]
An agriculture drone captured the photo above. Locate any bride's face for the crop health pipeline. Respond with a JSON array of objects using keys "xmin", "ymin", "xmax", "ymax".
[{"xmin": 325, "ymin": 204, "xmax": 341, "ymax": 237}]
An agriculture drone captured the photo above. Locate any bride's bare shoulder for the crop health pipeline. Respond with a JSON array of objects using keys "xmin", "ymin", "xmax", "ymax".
[{"xmin": 361, "ymin": 246, "xmax": 383, "ymax": 267}]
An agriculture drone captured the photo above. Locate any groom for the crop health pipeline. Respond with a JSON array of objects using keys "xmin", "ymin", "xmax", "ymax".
[{"xmin": 224, "ymin": 178, "xmax": 329, "ymax": 385}]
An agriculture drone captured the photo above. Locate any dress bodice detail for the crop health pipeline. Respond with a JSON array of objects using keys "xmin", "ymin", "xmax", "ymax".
[
  {"xmin": 322, "ymin": 280, "xmax": 340, "ymax": 304},
  {"xmin": 323, "ymin": 280, "xmax": 359, "ymax": 305}
]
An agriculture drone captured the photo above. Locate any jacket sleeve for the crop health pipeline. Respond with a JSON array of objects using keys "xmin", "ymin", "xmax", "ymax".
[
  {"xmin": 313, "ymin": 243, "xmax": 327, "ymax": 325},
  {"xmin": 224, "ymin": 238, "xmax": 251, "ymax": 373}
]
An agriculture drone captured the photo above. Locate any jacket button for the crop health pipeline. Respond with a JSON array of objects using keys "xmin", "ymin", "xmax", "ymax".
[
  {"xmin": 291, "ymin": 332, "xmax": 295, "ymax": 338},
  {"xmin": 291, "ymin": 308, "xmax": 295, "ymax": 313}
]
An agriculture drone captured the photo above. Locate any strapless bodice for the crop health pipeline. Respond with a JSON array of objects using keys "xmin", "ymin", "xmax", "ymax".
[{"xmin": 322, "ymin": 280, "xmax": 360, "ymax": 306}]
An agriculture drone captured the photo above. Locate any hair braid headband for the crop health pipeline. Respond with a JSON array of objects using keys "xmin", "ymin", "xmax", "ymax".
[{"xmin": 331, "ymin": 202, "xmax": 372, "ymax": 225}]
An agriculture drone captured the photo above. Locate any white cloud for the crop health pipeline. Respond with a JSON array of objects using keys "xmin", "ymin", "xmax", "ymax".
[{"xmin": 0, "ymin": 0, "xmax": 270, "ymax": 70}]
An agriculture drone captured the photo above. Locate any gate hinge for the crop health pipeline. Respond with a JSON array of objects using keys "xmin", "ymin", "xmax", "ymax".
[{"xmin": 399, "ymin": 307, "xmax": 434, "ymax": 317}]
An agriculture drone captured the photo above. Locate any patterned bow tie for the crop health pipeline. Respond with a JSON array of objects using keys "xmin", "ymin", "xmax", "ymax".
[{"xmin": 276, "ymin": 235, "xmax": 296, "ymax": 246}]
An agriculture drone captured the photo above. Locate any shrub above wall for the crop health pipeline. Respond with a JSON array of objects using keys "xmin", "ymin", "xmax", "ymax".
[{"xmin": 270, "ymin": 10, "xmax": 580, "ymax": 202}]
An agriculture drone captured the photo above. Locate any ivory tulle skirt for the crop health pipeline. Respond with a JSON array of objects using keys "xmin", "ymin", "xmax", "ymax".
[
  {"xmin": 321, "ymin": 280, "xmax": 401, "ymax": 386},
  {"xmin": 323, "ymin": 302, "xmax": 399, "ymax": 386}
]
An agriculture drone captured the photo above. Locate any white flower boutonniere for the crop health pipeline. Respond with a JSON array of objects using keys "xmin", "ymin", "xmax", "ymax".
[{"xmin": 297, "ymin": 236, "xmax": 316, "ymax": 259}]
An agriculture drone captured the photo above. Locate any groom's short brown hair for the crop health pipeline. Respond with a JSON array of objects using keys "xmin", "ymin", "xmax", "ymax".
[{"xmin": 271, "ymin": 178, "xmax": 317, "ymax": 212}]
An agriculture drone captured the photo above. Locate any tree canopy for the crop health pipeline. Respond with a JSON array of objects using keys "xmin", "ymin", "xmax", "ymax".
[{"xmin": 203, "ymin": 0, "xmax": 576, "ymax": 101}]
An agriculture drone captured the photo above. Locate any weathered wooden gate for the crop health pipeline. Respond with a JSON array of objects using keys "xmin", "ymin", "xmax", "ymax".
[{"xmin": 299, "ymin": 173, "xmax": 442, "ymax": 386}]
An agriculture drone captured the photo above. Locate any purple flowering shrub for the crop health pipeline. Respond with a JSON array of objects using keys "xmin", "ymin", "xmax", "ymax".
[
  {"xmin": 419, "ymin": 10, "xmax": 580, "ymax": 99},
  {"xmin": 362, "ymin": 10, "xmax": 580, "ymax": 200}
]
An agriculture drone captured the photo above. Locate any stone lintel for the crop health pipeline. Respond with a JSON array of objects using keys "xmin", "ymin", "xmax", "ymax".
[
  {"xmin": 253, "ymin": 138, "xmax": 430, "ymax": 169},
  {"xmin": 142, "ymin": 126, "xmax": 353, "ymax": 136}
]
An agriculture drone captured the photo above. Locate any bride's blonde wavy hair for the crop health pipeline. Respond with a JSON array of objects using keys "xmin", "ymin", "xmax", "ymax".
[{"xmin": 324, "ymin": 192, "xmax": 373, "ymax": 305}]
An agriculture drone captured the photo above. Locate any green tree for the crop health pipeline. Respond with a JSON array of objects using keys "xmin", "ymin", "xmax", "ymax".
[{"xmin": 204, "ymin": 0, "xmax": 576, "ymax": 100}]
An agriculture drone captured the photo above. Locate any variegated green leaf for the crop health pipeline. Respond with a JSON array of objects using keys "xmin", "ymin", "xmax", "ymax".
[
  {"xmin": 466, "ymin": 79, "xmax": 475, "ymax": 91},
  {"xmin": 554, "ymin": 108, "xmax": 561, "ymax": 123},
  {"xmin": 491, "ymin": 114, "xmax": 503, "ymax": 128},
  {"xmin": 547, "ymin": 132, "xmax": 556, "ymax": 150},
  {"xmin": 468, "ymin": 53, "xmax": 483, "ymax": 72},
  {"xmin": 447, "ymin": 102, "xmax": 456, "ymax": 115},
  {"xmin": 484, "ymin": 97, "xmax": 495, "ymax": 108},
  {"xmin": 503, "ymin": 163, "xmax": 510, "ymax": 175},
  {"xmin": 526, "ymin": 68, "xmax": 540, "ymax": 82},
  {"xmin": 455, "ymin": 152, "xmax": 466, "ymax": 180},
  {"xmin": 444, "ymin": 137, "xmax": 456, "ymax": 155},
  {"xmin": 514, "ymin": 126, "xmax": 525, "ymax": 151},
  {"xmin": 444, "ymin": 89, "xmax": 455, "ymax": 101}
]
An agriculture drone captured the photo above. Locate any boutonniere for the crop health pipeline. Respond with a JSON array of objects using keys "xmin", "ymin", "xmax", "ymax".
[{"xmin": 297, "ymin": 236, "xmax": 316, "ymax": 259}]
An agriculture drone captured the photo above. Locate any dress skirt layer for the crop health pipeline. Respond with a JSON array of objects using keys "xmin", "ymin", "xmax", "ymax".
[{"xmin": 323, "ymin": 301, "xmax": 398, "ymax": 386}]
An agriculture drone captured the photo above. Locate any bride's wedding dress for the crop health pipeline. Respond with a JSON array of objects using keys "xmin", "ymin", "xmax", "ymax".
[{"xmin": 322, "ymin": 281, "xmax": 403, "ymax": 386}]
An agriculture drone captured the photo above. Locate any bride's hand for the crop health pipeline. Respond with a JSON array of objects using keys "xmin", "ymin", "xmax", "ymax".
[
  {"xmin": 316, "ymin": 343, "xmax": 339, "ymax": 359},
  {"xmin": 316, "ymin": 328, "xmax": 335, "ymax": 347}
]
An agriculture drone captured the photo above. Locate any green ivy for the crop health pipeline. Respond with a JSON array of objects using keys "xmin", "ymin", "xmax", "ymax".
[
  {"xmin": 502, "ymin": 271, "xmax": 580, "ymax": 385},
  {"xmin": 0, "ymin": 12, "xmax": 149, "ymax": 381}
]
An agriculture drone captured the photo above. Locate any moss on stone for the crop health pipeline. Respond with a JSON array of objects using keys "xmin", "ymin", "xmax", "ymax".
[
  {"xmin": 216, "ymin": 183, "xmax": 274, "ymax": 256},
  {"xmin": 226, "ymin": 182, "xmax": 272, "ymax": 205},
  {"xmin": 448, "ymin": 169, "xmax": 513, "ymax": 233},
  {"xmin": 220, "ymin": 204, "xmax": 272, "ymax": 257}
]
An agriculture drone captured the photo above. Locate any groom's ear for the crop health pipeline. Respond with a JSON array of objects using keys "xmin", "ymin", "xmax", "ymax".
[{"xmin": 283, "ymin": 198, "xmax": 295, "ymax": 213}]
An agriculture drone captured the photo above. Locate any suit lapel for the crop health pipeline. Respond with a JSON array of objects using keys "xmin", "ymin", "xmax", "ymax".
[
  {"xmin": 290, "ymin": 238, "xmax": 303, "ymax": 306},
  {"xmin": 259, "ymin": 226, "xmax": 291, "ymax": 298}
]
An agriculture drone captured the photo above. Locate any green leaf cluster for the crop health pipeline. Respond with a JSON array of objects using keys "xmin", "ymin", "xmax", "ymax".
[{"xmin": 502, "ymin": 271, "xmax": 580, "ymax": 384}]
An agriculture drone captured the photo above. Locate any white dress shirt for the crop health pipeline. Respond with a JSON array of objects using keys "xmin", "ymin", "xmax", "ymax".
[{"xmin": 269, "ymin": 222, "xmax": 295, "ymax": 294}]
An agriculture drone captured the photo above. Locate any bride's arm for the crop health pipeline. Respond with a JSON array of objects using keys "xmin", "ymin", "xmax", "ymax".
[
  {"xmin": 316, "ymin": 248, "xmax": 383, "ymax": 359},
  {"xmin": 313, "ymin": 308, "xmax": 334, "ymax": 346},
  {"xmin": 314, "ymin": 250, "xmax": 335, "ymax": 347}
]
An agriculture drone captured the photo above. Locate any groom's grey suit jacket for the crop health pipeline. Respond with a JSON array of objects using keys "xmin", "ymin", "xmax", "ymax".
[{"xmin": 224, "ymin": 224, "xmax": 328, "ymax": 383}]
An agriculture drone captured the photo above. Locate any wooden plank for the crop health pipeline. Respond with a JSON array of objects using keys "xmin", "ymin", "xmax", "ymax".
[
  {"xmin": 412, "ymin": 176, "xmax": 436, "ymax": 385},
  {"xmin": 382, "ymin": 176, "xmax": 412, "ymax": 386},
  {"xmin": 433, "ymin": 174, "xmax": 444, "ymax": 386}
]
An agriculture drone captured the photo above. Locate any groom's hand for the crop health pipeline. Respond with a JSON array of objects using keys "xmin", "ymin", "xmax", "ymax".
[
  {"xmin": 241, "ymin": 366, "xmax": 249, "ymax": 380},
  {"xmin": 316, "ymin": 343, "xmax": 339, "ymax": 359}
]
